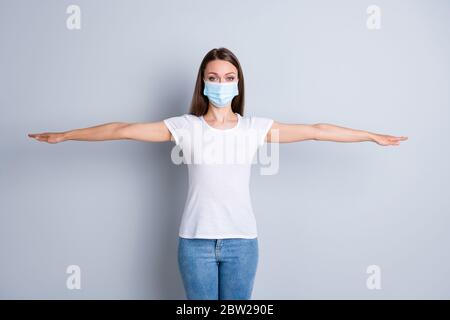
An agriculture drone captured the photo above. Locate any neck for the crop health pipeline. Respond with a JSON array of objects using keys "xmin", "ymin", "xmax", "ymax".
[{"xmin": 204, "ymin": 104, "xmax": 237, "ymax": 122}]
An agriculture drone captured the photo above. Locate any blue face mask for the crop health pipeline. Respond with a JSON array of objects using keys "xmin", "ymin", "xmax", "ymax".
[{"xmin": 203, "ymin": 80, "xmax": 239, "ymax": 108}]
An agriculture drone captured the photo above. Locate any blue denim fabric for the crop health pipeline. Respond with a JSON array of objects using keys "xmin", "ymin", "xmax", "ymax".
[{"xmin": 177, "ymin": 237, "xmax": 259, "ymax": 300}]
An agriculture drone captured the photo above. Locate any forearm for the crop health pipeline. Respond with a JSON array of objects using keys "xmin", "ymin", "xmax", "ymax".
[
  {"xmin": 62, "ymin": 122, "xmax": 129, "ymax": 141},
  {"xmin": 313, "ymin": 123, "xmax": 374, "ymax": 142}
]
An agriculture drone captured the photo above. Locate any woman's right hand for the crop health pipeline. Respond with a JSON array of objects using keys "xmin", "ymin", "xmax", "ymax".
[{"xmin": 28, "ymin": 132, "xmax": 66, "ymax": 144}]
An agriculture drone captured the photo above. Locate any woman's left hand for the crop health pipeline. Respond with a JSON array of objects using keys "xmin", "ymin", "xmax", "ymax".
[{"xmin": 370, "ymin": 133, "xmax": 408, "ymax": 146}]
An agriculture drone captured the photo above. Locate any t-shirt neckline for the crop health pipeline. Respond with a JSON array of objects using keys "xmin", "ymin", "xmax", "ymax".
[{"xmin": 201, "ymin": 113, "xmax": 241, "ymax": 131}]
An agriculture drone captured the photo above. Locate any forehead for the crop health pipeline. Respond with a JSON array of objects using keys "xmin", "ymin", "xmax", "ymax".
[{"xmin": 205, "ymin": 59, "xmax": 237, "ymax": 75}]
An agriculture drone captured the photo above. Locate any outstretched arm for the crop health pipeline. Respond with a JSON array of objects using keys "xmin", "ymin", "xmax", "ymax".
[
  {"xmin": 266, "ymin": 121, "xmax": 408, "ymax": 146},
  {"xmin": 28, "ymin": 121, "xmax": 172, "ymax": 144}
]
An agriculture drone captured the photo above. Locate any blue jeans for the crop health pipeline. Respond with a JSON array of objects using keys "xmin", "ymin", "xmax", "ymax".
[{"xmin": 177, "ymin": 237, "xmax": 259, "ymax": 300}]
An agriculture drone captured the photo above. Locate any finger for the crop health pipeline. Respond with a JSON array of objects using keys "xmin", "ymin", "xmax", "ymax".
[
  {"xmin": 32, "ymin": 134, "xmax": 45, "ymax": 140},
  {"xmin": 387, "ymin": 139, "xmax": 397, "ymax": 145},
  {"xmin": 391, "ymin": 136, "xmax": 407, "ymax": 141}
]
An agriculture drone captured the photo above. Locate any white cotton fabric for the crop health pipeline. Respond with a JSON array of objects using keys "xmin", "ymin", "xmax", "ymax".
[{"xmin": 163, "ymin": 113, "xmax": 274, "ymax": 239}]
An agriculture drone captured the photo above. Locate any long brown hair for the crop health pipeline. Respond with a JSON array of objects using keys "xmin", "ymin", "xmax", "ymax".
[{"xmin": 189, "ymin": 47, "xmax": 245, "ymax": 116}]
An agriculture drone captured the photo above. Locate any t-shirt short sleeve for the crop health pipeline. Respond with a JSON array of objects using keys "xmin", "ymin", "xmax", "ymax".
[
  {"xmin": 251, "ymin": 116, "xmax": 274, "ymax": 146},
  {"xmin": 163, "ymin": 114, "xmax": 189, "ymax": 146}
]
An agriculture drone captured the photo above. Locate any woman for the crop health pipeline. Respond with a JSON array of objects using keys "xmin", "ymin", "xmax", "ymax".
[{"xmin": 28, "ymin": 47, "xmax": 408, "ymax": 300}]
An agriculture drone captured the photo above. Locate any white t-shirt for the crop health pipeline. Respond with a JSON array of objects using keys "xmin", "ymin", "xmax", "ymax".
[{"xmin": 163, "ymin": 113, "xmax": 274, "ymax": 239}]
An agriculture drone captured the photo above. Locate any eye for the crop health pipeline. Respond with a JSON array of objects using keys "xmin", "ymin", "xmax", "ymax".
[
  {"xmin": 208, "ymin": 77, "xmax": 216, "ymax": 81},
  {"xmin": 227, "ymin": 77, "xmax": 235, "ymax": 81}
]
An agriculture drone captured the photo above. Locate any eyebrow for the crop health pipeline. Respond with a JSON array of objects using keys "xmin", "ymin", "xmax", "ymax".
[{"xmin": 207, "ymin": 72, "xmax": 236, "ymax": 75}]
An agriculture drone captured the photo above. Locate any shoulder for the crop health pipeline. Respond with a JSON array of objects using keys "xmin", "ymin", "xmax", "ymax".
[
  {"xmin": 249, "ymin": 115, "xmax": 274, "ymax": 130},
  {"xmin": 240, "ymin": 115, "xmax": 274, "ymax": 147},
  {"xmin": 163, "ymin": 113, "xmax": 200, "ymax": 129},
  {"xmin": 185, "ymin": 114, "xmax": 202, "ymax": 122}
]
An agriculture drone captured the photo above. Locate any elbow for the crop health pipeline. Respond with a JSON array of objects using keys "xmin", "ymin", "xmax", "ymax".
[
  {"xmin": 115, "ymin": 123, "xmax": 131, "ymax": 139},
  {"xmin": 311, "ymin": 123, "xmax": 326, "ymax": 141}
]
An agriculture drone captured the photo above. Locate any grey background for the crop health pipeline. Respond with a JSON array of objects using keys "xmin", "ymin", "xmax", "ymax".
[{"xmin": 1, "ymin": 0, "xmax": 449, "ymax": 299}]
